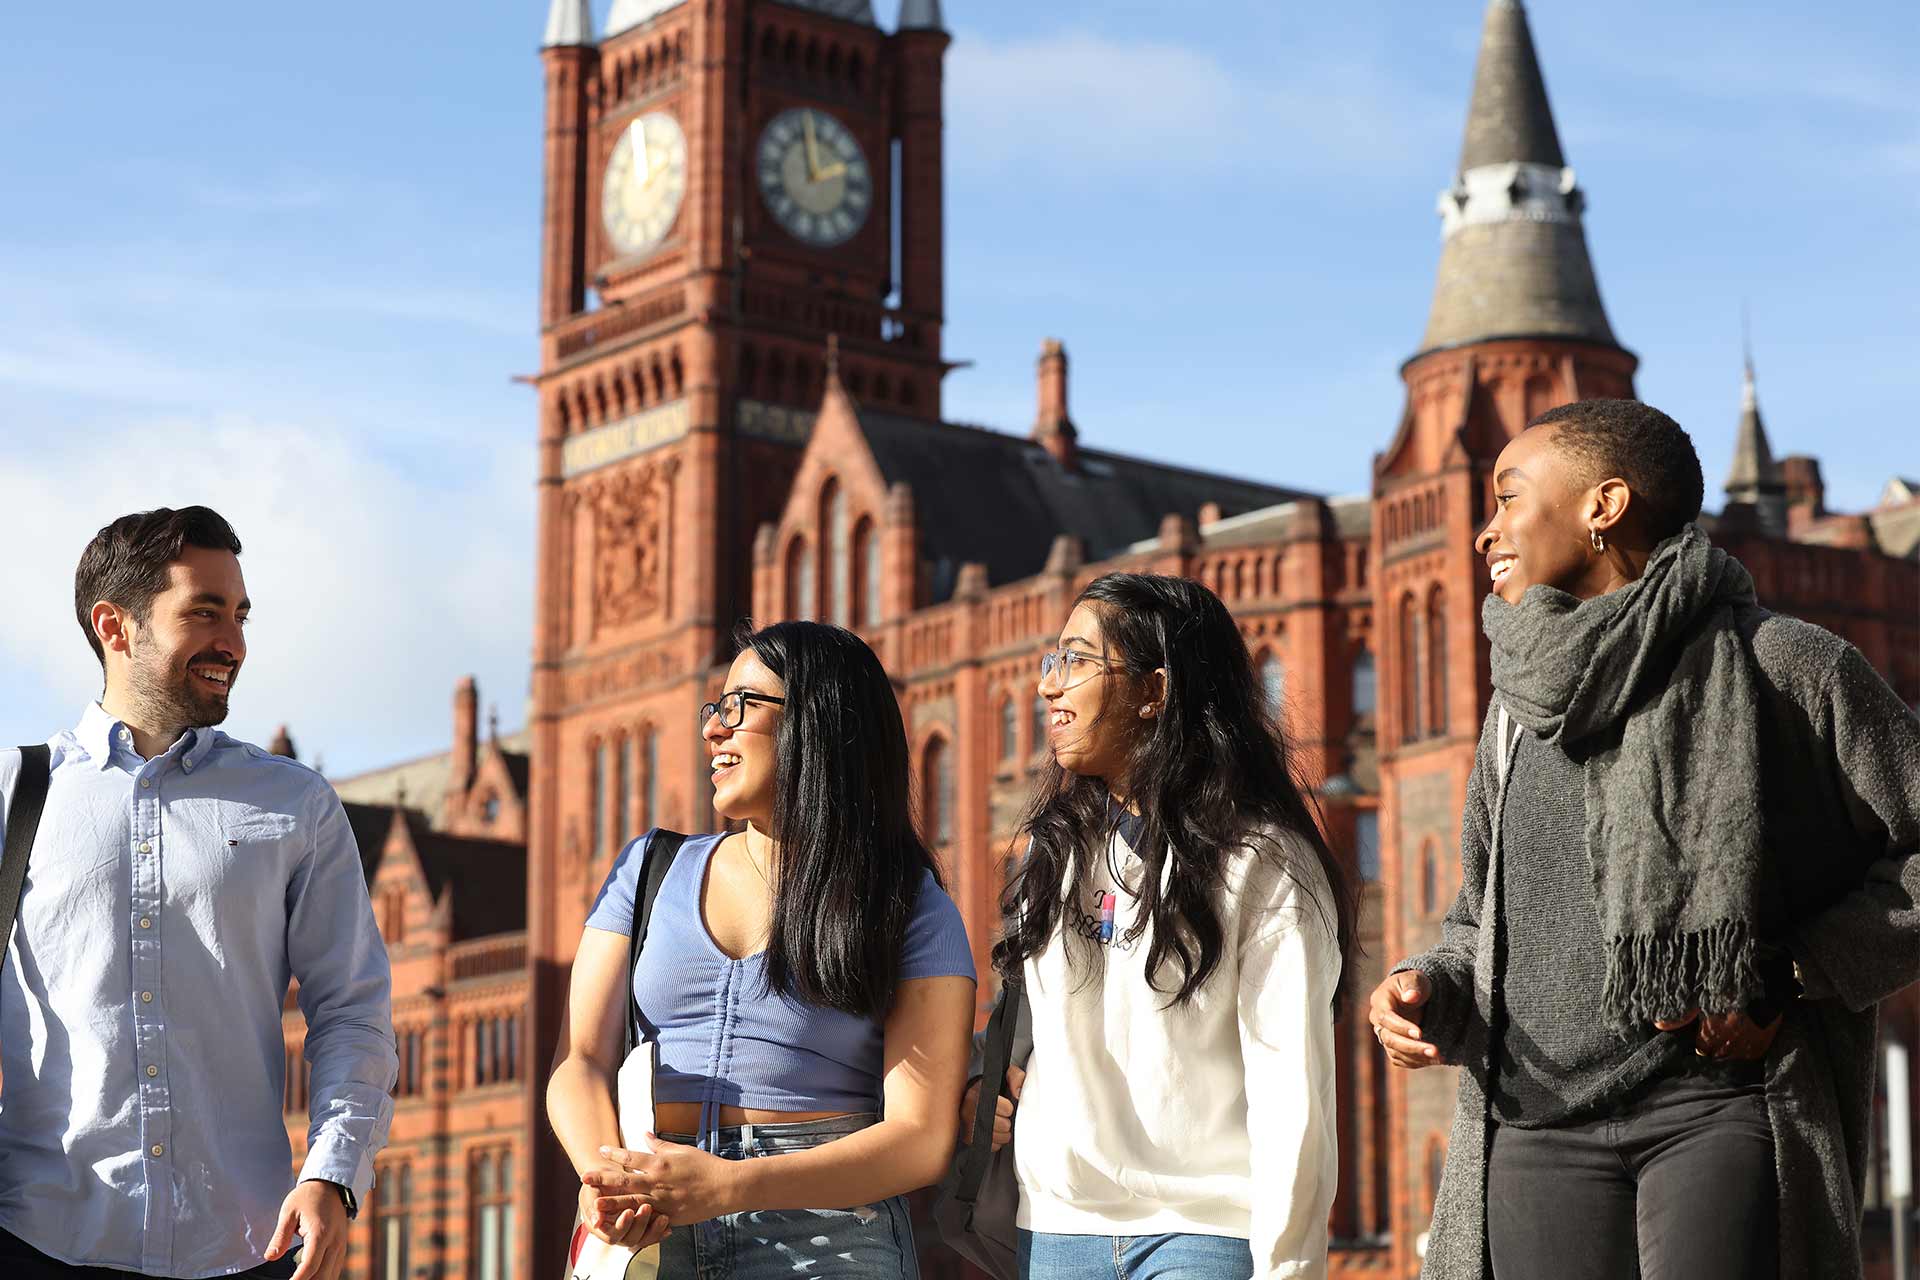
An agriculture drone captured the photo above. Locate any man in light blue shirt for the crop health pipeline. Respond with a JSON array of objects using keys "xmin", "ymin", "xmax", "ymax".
[{"xmin": 0, "ymin": 506, "xmax": 397, "ymax": 1280}]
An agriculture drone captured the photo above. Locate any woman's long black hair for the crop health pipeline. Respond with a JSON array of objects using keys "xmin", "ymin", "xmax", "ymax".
[
  {"xmin": 993, "ymin": 573, "xmax": 1355, "ymax": 1011},
  {"xmin": 741, "ymin": 619, "xmax": 941, "ymax": 1020}
]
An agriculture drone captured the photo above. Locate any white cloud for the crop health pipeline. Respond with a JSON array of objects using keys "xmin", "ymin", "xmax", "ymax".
[
  {"xmin": 946, "ymin": 28, "xmax": 1449, "ymax": 185},
  {"xmin": 0, "ymin": 412, "xmax": 534, "ymax": 778}
]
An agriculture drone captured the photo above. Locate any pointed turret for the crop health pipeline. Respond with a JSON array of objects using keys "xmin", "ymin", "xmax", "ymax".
[
  {"xmin": 1418, "ymin": 0, "xmax": 1619, "ymax": 357},
  {"xmin": 897, "ymin": 0, "xmax": 944, "ymax": 31},
  {"xmin": 1725, "ymin": 357, "xmax": 1788, "ymax": 534},
  {"xmin": 542, "ymin": 0, "xmax": 592, "ymax": 47}
]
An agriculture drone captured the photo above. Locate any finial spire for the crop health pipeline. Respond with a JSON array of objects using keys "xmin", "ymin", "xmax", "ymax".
[
  {"xmin": 1726, "ymin": 318, "xmax": 1787, "ymax": 535},
  {"xmin": 826, "ymin": 332, "xmax": 841, "ymax": 381},
  {"xmin": 488, "ymin": 704, "xmax": 501, "ymax": 742}
]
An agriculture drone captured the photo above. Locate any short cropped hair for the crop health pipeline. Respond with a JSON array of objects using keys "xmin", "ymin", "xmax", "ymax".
[
  {"xmin": 1527, "ymin": 398, "xmax": 1704, "ymax": 543},
  {"xmin": 74, "ymin": 507, "xmax": 244, "ymax": 667}
]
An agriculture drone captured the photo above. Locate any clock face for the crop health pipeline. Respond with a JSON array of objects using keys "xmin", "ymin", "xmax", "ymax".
[
  {"xmin": 601, "ymin": 111, "xmax": 687, "ymax": 259},
  {"xmin": 757, "ymin": 108, "xmax": 873, "ymax": 248}
]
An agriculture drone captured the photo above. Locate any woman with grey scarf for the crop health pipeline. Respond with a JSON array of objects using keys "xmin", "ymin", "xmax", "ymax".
[{"xmin": 1369, "ymin": 398, "xmax": 1920, "ymax": 1280}]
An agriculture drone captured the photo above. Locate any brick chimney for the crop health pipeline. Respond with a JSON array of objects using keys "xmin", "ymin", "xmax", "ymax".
[
  {"xmin": 451, "ymin": 676, "xmax": 479, "ymax": 793},
  {"xmin": 1032, "ymin": 338, "xmax": 1078, "ymax": 468},
  {"xmin": 1781, "ymin": 454, "xmax": 1826, "ymax": 517}
]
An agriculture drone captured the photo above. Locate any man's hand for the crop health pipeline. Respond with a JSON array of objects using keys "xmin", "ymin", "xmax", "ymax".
[
  {"xmin": 585, "ymin": 1139, "xmax": 741, "ymax": 1228},
  {"xmin": 265, "ymin": 1180, "xmax": 348, "ymax": 1280},
  {"xmin": 1371, "ymin": 971, "xmax": 1444, "ymax": 1069},
  {"xmin": 958, "ymin": 1064, "xmax": 1025, "ymax": 1151},
  {"xmin": 1653, "ymin": 1008, "xmax": 1783, "ymax": 1060},
  {"xmin": 579, "ymin": 1175, "xmax": 670, "ymax": 1250}
]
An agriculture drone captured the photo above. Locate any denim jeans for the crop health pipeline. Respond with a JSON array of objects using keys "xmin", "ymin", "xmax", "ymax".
[
  {"xmin": 655, "ymin": 1114, "xmax": 919, "ymax": 1279},
  {"xmin": 1017, "ymin": 1228, "xmax": 1255, "ymax": 1280},
  {"xmin": 1486, "ymin": 1061, "xmax": 1777, "ymax": 1280}
]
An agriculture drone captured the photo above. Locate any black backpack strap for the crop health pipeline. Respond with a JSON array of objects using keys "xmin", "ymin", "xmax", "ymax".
[
  {"xmin": 956, "ymin": 971, "xmax": 1025, "ymax": 1207},
  {"xmin": 1, "ymin": 746, "xmax": 52, "ymax": 959},
  {"xmin": 623, "ymin": 829, "xmax": 688, "ymax": 1055}
]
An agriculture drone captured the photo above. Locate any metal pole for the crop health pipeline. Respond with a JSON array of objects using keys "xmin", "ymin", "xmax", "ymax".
[{"xmin": 1889, "ymin": 1040, "xmax": 1911, "ymax": 1280}]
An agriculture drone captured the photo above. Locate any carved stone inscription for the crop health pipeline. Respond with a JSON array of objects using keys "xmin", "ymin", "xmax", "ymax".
[{"xmin": 570, "ymin": 456, "xmax": 680, "ymax": 636}]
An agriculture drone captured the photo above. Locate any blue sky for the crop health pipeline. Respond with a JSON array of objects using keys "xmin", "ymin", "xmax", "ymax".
[{"xmin": 1, "ymin": 2, "xmax": 1914, "ymax": 775}]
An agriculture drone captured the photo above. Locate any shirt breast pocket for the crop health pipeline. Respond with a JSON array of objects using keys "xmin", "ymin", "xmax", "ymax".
[{"xmin": 213, "ymin": 809, "xmax": 302, "ymax": 909}]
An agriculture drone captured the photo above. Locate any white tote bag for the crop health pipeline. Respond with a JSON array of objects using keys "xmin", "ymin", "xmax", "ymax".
[{"xmin": 564, "ymin": 1044, "xmax": 662, "ymax": 1280}]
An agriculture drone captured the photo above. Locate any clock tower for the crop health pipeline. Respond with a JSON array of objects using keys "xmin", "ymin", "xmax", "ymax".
[{"xmin": 524, "ymin": 0, "xmax": 949, "ymax": 1265}]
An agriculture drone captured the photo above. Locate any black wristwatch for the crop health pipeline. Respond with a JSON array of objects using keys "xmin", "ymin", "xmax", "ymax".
[{"xmin": 308, "ymin": 1179, "xmax": 358, "ymax": 1219}]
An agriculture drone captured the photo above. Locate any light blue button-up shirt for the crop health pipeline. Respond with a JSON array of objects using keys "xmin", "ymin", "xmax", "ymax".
[{"xmin": 0, "ymin": 705, "xmax": 398, "ymax": 1278}]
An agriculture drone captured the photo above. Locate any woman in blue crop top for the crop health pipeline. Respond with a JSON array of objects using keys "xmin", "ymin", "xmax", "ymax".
[{"xmin": 547, "ymin": 620, "xmax": 978, "ymax": 1278}]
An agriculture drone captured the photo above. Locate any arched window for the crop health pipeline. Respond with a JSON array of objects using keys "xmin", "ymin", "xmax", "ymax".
[
  {"xmin": 615, "ymin": 735, "xmax": 632, "ymax": 847},
  {"xmin": 473, "ymin": 1149, "xmax": 512, "ymax": 1280},
  {"xmin": 1427, "ymin": 587, "xmax": 1449, "ymax": 737},
  {"xmin": 1400, "ymin": 593, "xmax": 1425, "ymax": 743},
  {"xmin": 1259, "ymin": 651, "xmax": 1285, "ymax": 715},
  {"xmin": 999, "ymin": 697, "xmax": 1017, "ymax": 762},
  {"xmin": 824, "ymin": 480, "xmax": 850, "ymax": 626},
  {"xmin": 641, "ymin": 729, "xmax": 658, "ymax": 830},
  {"xmin": 851, "ymin": 516, "xmax": 879, "ymax": 627},
  {"xmin": 374, "ymin": 1161, "xmax": 411, "ymax": 1280},
  {"xmin": 1032, "ymin": 695, "xmax": 1049, "ymax": 761},
  {"xmin": 1352, "ymin": 649, "xmax": 1376, "ymax": 719},
  {"xmin": 923, "ymin": 736, "xmax": 953, "ymax": 846},
  {"xmin": 1354, "ymin": 809, "xmax": 1380, "ymax": 882},
  {"xmin": 784, "ymin": 534, "xmax": 813, "ymax": 619},
  {"xmin": 1425, "ymin": 1135, "xmax": 1448, "ymax": 1216},
  {"xmin": 1420, "ymin": 839, "xmax": 1441, "ymax": 917},
  {"xmin": 591, "ymin": 740, "xmax": 607, "ymax": 858}
]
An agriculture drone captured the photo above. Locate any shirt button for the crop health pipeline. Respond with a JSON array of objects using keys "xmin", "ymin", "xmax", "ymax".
[
  {"xmin": 139, "ymin": 917, "xmax": 152, "ymax": 929},
  {"xmin": 138, "ymin": 841, "xmax": 151, "ymax": 854},
  {"xmin": 141, "ymin": 991, "xmax": 153, "ymax": 1003},
  {"xmin": 150, "ymin": 1144, "xmax": 165, "ymax": 1157},
  {"xmin": 140, "ymin": 779, "xmax": 151, "ymax": 789},
  {"xmin": 146, "ymin": 1065, "xmax": 159, "ymax": 1078},
  {"xmin": 183, "ymin": 762, "xmax": 193, "ymax": 772}
]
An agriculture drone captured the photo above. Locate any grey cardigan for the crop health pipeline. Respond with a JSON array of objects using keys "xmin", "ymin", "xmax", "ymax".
[{"xmin": 1402, "ymin": 609, "xmax": 1920, "ymax": 1280}]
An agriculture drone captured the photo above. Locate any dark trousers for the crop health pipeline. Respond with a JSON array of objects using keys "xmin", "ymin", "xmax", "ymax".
[
  {"xmin": 1486, "ymin": 1063, "xmax": 1778, "ymax": 1280},
  {"xmin": 0, "ymin": 1229, "xmax": 296, "ymax": 1280}
]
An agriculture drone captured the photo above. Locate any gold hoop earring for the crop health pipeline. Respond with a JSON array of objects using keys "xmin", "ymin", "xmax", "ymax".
[{"xmin": 1590, "ymin": 527, "xmax": 1606, "ymax": 553}]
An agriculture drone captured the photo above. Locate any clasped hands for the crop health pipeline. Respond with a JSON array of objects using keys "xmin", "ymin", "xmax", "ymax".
[
  {"xmin": 1368, "ymin": 971, "xmax": 1783, "ymax": 1071},
  {"xmin": 579, "ymin": 1135, "xmax": 738, "ymax": 1249}
]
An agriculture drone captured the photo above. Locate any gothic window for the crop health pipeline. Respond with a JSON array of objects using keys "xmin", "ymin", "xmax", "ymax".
[
  {"xmin": 1259, "ymin": 651, "xmax": 1286, "ymax": 716},
  {"xmin": 1400, "ymin": 593, "xmax": 1425, "ymax": 744},
  {"xmin": 616, "ymin": 736, "xmax": 632, "ymax": 847},
  {"xmin": 471, "ymin": 1149, "xmax": 516, "ymax": 1280},
  {"xmin": 591, "ymin": 741, "xmax": 607, "ymax": 858},
  {"xmin": 1352, "ymin": 649, "xmax": 1377, "ymax": 719},
  {"xmin": 1425, "ymin": 1136, "xmax": 1447, "ymax": 1216},
  {"xmin": 825, "ymin": 480, "xmax": 850, "ymax": 626},
  {"xmin": 641, "ymin": 729, "xmax": 658, "ymax": 830},
  {"xmin": 784, "ymin": 534, "xmax": 813, "ymax": 620},
  {"xmin": 852, "ymin": 516, "xmax": 879, "ymax": 628},
  {"xmin": 1427, "ymin": 587, "xmax": 1449, "ymax": 737},
  {"xmin": 481, "ymin": 791, "xmax": 500, "ymax": 824},
  {"xmin": 923, "ymin": 736, "xmax": 953, "ymax": 846},
  {"xmin": 1420, "ymin": 839, "xmax": 1441, "ymax": 917},
  {"xmin": 1354, "ymin": 809, "xmax": 1380, "ymax": 882},
  {"xmin": 999, "ymin": 697, "xmax": 1017, "ymax": 763},
  {"xmin": 1032, "ymin": 695, "xmax": 1049, "ymax": 760},
  {"xmin": 374, "ymin": 1163, "xmax": 410, "ymax": 1280}
]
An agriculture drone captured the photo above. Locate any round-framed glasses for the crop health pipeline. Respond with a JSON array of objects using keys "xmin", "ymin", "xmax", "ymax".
[
  {"xmin": 699, "ymin": 690, "xmax": 787, "ymax": 729},
  {"xmin": 1038, "ymin": 648, "xmax": 1112, "ymax": 690}
]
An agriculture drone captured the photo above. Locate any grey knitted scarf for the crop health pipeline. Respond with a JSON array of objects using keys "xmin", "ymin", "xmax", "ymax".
[{"xmin": 1482, "ymin": 525, "xmax": 1767, "ymax": 1032}]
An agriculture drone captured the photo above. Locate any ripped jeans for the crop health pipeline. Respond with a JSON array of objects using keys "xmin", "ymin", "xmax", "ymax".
[{"xmin": 655, "ymin": 1114, "xmax": 920, "ymax": 1279}]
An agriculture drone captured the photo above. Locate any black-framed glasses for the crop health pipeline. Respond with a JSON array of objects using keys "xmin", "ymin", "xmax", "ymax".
[
  {"xmin": 699, "ymin": 690, "xmax": 786, "ymax": 729},
  {"xmin": 1038, "ymin": 648, "xmax": 1112, "ymax": 690}
]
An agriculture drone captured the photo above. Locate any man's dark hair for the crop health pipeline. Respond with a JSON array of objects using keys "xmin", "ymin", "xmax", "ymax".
[
  {"xmin": 74, "ymin": 507, "xmax": 244, "ymax": 667},
  {"xmin": 1527, "ymin": 398, "xmax": 1705, "ymax": 543}
]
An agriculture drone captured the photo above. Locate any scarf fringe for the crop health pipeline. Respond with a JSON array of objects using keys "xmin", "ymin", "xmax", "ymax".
[{"xmin": 1601, "ymin": 918, "xmax": 1764, "ymax": 1031}]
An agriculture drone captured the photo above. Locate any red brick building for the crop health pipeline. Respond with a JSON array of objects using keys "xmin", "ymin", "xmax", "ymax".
[{"xmin": 273, "ymin": 2, "xmax": 1920, "ymax": 1277}]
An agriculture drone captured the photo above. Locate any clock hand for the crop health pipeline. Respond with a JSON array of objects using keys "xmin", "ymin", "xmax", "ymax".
[
  {"xmin": 628, "ymin": 119, "xmax": 651, "ymax": 189},
  {"xmin": 802, "ymin": 112, "xmax": 822, "ymax": 182},
  {"xmin": 813, "ymin": 161, "xmax": 847, "ymax": 181}
]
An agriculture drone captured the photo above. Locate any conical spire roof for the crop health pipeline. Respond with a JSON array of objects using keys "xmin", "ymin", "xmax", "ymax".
[
  {"xmin": 542, "ymin": 0, "xmax": 593, "ymax": 47},
  {"xmin": 1726, "ymin": 361, "xmax": 1782, "ymax": 495},
  {"xmin": 1458, "ymin": 0, "xmax": 1565, "ymax": 171},
  {"xmin": 1416, "ymin": 0, "xmax": 1620, "ymax": 358}
]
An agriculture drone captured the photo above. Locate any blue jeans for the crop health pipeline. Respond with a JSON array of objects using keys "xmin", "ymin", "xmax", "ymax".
[
  {"xmin": 1017, "ymin": 1229, "xmax": 1255, "ymax": 1280},
  {"xmin": 656, "ymin": 1114, "xmax": 919, "ymax": 1279}
]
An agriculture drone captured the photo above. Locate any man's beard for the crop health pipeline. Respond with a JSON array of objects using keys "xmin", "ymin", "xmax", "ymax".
[{"xmin": 127, "ymin": 638, "xmax": 233, "ymax": 734}]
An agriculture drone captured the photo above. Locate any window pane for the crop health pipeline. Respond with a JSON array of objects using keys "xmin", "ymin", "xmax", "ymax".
[
  {"xmin": 591, "ymin": 743, "xmax": 607, "ymax": 859},
  {"xmin": 616, "ymin": 737, "xmax": 632, "ymax": 846},
  {"xmin": 476, "ymin": 1152, "xmax": 494, "ymax": 1197},
  {"xmin": 828, "ymin": 483, "xmax": 850, "ymax": 627},
  {"xmin": 1353, "ymin": 651, "xmax": 1377, "ymax": 716},
  {"xmin": 1032, "ymin": 696, "xmax": 1047, "ymax": 757},
  {"xmin": 861, "ymin": 520, "xmax": 881, "ymax": 627},
  {"xmin": 642, "ymin": 732, "xmax": 658, "ymax": 830},
  {"xmin": 1355, "ymin": 812, "xmax": 1380, "ymax": 882},
  {"xmin": 1260, "ymin": 654, "xmax": 1285, "ymax": 714},
  {"xmin": 478, "ymin": 1204, "xmax": 501, "ymax": 1280},
  {"xmin": 1000, "ymin": 700, "xmax": 1016, "ymax": 761}
]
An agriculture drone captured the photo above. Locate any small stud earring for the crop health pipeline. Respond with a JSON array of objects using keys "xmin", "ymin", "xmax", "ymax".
[{"xmin": 1590, "ymin": 527, "xmax": 1606, "ymax": 553}]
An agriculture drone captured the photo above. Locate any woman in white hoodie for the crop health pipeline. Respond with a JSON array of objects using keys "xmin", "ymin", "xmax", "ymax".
[{"xmin": 963, "ymin": 572, "xmax": 1352, "ymax": 1279}]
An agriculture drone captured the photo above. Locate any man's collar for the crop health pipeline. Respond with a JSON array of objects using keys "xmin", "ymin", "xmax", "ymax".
[{"xmin": 77, "ymin": 701, "xmax": 221, "ymax": 772}]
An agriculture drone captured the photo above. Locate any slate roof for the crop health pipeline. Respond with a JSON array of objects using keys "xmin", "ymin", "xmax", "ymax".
[
  {"xmin": 1457, "ymin": 0, "xmax": 1565, "ymax": 171},
  {"xmin": 336, "ymin": 801, "xmax": 527, "ymax": 941},
  {"xmin": 854, "ymin": 410, "xmax": 1318, "ymax": 602}
]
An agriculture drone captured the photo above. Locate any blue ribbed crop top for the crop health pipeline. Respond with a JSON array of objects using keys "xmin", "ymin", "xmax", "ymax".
[{"xmin": 585, "ymin": 831, "xmax": 976, "ymax": 1120}]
